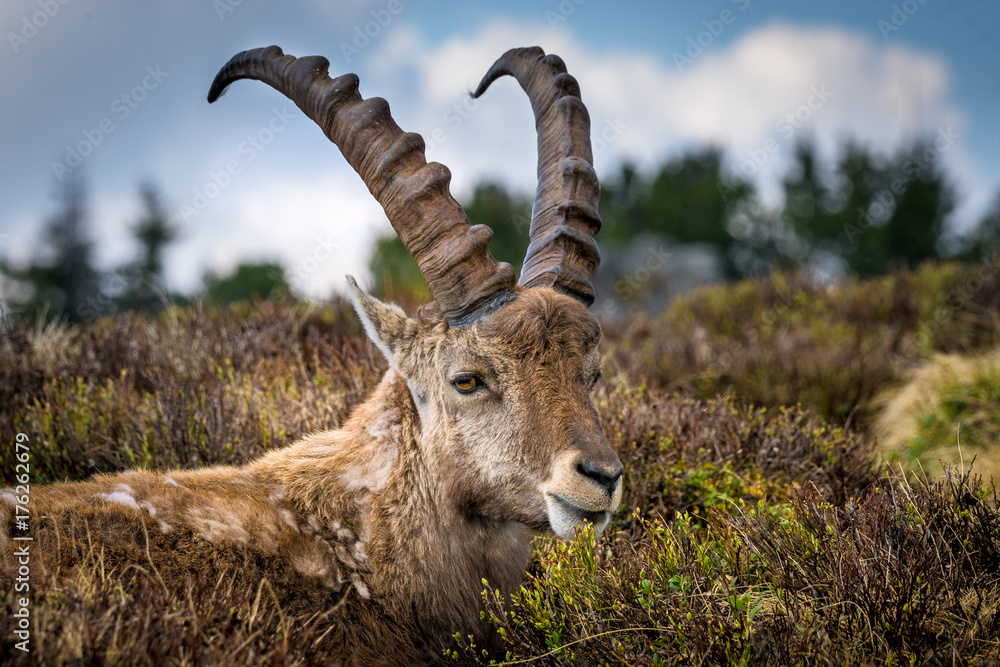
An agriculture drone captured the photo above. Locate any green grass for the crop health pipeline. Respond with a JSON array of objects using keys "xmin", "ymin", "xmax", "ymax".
[{"xmin": 875, "ymin": 350, "xmax": 1000, "ymax": 483}]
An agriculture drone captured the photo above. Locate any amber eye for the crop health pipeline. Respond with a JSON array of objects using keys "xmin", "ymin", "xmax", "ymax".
[{"xmin": 452, "ymin": 375, "xmax": 482, "ymax": 394}]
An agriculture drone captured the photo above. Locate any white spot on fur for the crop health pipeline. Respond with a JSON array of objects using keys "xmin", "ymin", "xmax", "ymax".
[
  {"xmin": 352, "ymin": 574, "xmax": 370, "ymax": 599},
  {"xmin": 1, "ymin": 491, "xmax": 17, "ymax": 506},
  {"xmin": 352, "ymin": 540, "xmax": 368, "ymax": 562},
  {"xmin": 278, "ymin": 508, "xmax": 298, "ymax": 531},
  {"xmin": 94, "ymin": 485, "xmax": 139, "ymax": 511},
  {"xmin": 356, "ymin": 520, "xmax": 370, "ymax": 543},
  {"xmin": 291, "ymin": 546, "xmax": 329, "ymax": 578},
  {"xmin": 364, "ymin": 400, "xmax": 402, "ymax": 445},
  {"xmin": 138, "ymin": 499, "xmax": 169, "ymax": 532},
  {"xmin": 340, "ymin": 398, "xmax": 400, "ymax": 493},
  {"xmin": 255, "ymin": 524, "xmax": 279, "ymax": 554},
  {"xmin": 336, "ymin": 527, "xmax": 354, "ymax": 541},
  {"xmin": 163, "ymin": 477, "xmax": 186, "ymax": 489},
  {"xmin": 335, "ymin": 543, "xmax": 357, "ymax": 569},
  {"xmin": 188, "ymin": 507, "xmax": 249, "ymax": 544}
]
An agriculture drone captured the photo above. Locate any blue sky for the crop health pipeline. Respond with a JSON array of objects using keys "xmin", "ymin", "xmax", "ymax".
[{"xmin": 2, "ymin": 0, "xmax": 998, "ymax": 298}]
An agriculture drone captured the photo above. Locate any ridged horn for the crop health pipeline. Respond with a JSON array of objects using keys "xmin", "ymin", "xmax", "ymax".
[
  {"xmin": 208, "ymin": 46, "xmax": 516, "ymax": 326},
  {"xmin": 473, "ymin": 46, "xmax": 601, "ymax": 306}
]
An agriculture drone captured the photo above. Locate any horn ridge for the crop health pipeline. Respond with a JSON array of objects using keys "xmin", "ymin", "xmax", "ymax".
[{"xmin": 472, "ymin": 46, "xmax": 602, "ymax": 306}]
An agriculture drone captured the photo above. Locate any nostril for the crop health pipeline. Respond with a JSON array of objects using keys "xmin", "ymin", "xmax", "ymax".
[{"xmin": 577, "ymin": 462, "xmax": 624, "ymax": 493}]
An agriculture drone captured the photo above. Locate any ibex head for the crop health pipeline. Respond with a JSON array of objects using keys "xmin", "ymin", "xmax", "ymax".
[{"xmin": 208, "ymin": 46, "xmax": 622, "ymax": 539}]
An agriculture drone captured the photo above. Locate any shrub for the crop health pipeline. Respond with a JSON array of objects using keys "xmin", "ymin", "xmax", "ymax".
[
  {"xmin": 468, "ymin": 468, "xmax": 1000, "ymax": 666},
  {"xmin": 606, "ymin": 259, "xmax": 1000, "ymax": 425},
  {"xmin": 0, "ymin": 299, "xmax": 381, "ymax": 484},
  {"xmin": 2, "ymin": 263, "xmax": 999, "ymax": 664}
]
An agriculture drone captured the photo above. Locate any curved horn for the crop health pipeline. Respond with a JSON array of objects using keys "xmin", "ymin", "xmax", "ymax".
[
  {"xmin": 208, "ymin": 46, "xmax": 516, "ymax": 326},
  {"xmin": 473, "ymin": 46, "xmax": 601, "ymax": 306}
]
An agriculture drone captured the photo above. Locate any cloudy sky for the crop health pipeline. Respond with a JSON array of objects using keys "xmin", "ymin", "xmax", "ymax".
[{"xmin": 2, "ymin": 0, "xmax": 998, "ymax": 298}]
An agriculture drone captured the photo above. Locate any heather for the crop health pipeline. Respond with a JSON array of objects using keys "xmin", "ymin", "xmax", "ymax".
[{"xmin": 2, "ymin": 262, "xmax": 999, "ymax": 664}]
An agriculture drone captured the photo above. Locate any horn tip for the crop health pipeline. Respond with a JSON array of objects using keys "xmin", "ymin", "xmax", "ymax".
[
  {"xmin": 207, "ymin": 45, "xmax": 286, "ymax": 104},
  {"xmin": 206, "ymin": 76, "xmax": 227, "ymax": 104},
  {"xmin": 472, "ymin": 45, "xmax": 547, "ymax": 99}
]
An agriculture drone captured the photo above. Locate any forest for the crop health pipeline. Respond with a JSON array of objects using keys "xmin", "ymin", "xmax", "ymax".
[{"xmin": 3, "ymin": 136, "xmax": 1000, "ymax": 322}]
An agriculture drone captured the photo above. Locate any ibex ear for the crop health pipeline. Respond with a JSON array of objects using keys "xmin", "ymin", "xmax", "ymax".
[{"xmin": 346, "ymin": 276, "xmax": 416, "ymax": 370}]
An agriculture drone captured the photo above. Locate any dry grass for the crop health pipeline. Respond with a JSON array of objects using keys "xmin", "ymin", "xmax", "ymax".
[{"xmin": 875, "ymin": 348, "xmax": 1000, "ymax": 482}]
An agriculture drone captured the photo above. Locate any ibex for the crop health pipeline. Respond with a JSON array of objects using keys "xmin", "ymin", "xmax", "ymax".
[{"xmin": 1, "ymin": 46, "xmax": 622, "ymax": 663}]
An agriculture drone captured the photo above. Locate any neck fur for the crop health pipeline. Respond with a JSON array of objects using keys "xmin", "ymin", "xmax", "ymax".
[{"xmin": 254, "ymin": 369, "xmax": 535, "ymax": 643}]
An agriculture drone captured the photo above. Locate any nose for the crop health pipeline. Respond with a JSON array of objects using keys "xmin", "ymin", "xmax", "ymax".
[{"xmin": 577, "ymin": 461, "xmax": 624, "ymax": 494}]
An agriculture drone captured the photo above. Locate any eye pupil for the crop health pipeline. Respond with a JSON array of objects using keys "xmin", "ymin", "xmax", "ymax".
[{"xmin": 453, "ymin": 376, "xmax": 480, "ymax": 394}]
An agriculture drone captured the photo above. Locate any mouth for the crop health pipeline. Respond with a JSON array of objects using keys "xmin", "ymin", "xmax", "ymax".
[{"xmin": 545, "ymin": 493, "xmax": 611, "ymax": 540}]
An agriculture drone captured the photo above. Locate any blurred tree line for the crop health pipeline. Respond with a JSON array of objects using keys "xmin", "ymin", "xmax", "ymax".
[
  {"xmin": 3, "ymin": 133, "xmax": 999, "ymax": 323},
  {"xmin": 372, "ymin": 135, "xmax": 999, "ymax": 295},
  {"xmin": 0, "ymin": 173, "xmax": 290, "ymax": 323}
]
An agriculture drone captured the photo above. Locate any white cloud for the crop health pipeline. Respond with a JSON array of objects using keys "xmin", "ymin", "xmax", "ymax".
[
  {"xmin": 158, "ymin": 18, "xmax": 987, "ymax": 297},
  {"xmin": 170, "ymin": 172, "xmax": 388, "ymax": 299},
  {"xmin": 370, "ymin": 19, "xmax": 976, "ymax": 211}
]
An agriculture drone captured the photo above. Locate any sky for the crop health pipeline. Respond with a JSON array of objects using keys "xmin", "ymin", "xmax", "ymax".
[{"xmin": 2, "ymin": 0, "xmax": 998, "ymax": 299}]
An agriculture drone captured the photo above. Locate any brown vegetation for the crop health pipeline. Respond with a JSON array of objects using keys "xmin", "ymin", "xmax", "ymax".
[{"xmin": 2, "ymin": 261, "xmax": 1000, "ymax": 664}]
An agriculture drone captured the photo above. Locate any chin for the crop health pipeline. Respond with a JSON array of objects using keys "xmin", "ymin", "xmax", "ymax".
[{"xmin": 544, "ymin": 494, "xmax": 612, "ymax": 540}]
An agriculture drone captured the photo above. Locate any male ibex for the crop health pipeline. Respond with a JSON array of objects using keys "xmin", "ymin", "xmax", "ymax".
[{"xmin": 1, "ymin": 45, "xmax": 621, "ymax": 663}]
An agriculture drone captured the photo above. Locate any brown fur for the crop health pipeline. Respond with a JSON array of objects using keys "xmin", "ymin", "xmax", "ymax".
[{"xmin": 1, "ymin": 286, "xmax": 621, "ymax": 664}]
